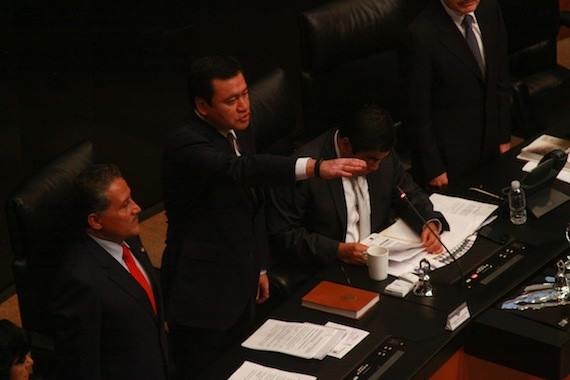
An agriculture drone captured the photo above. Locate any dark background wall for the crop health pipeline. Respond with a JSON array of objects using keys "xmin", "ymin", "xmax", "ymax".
[
  {"xmin": 0, "ymin": 0, "xmax": 312, "ymax": 297},
  {"xmin": 3, "ymin": 0, "xmax": 568, "ymax": 298}
]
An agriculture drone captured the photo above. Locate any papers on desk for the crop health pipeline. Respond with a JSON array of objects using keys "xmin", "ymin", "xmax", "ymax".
[
  {"xmin": 517, "ymin": 134, "xmax": 570, "ymax": 166},
  {"xmin": 324, "ymin": 322, "xmax": 369, "ymax": 359},
  {"xmin": 241, "ymin": 319, "xmax": 369, "ymax": 360},
  {"xmin": 363, "ymin": 193, "xmax": 498, "ymax": 277},
  {"xmin": 229, "ymin": 361, "xmax": 316, "ymax": 380}
]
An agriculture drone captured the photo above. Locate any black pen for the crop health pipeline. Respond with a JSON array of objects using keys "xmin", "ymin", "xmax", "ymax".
[{"xmin": 339, "ymin": 264, "xmax": 352, "ymax": 285}]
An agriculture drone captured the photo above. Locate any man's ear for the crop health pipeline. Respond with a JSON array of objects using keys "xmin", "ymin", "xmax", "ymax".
[
  {"xmin": 87, "ymin": 213, "xmax": 103, "ymax": 231},
  {"xmin": 195, "ymin": 97, "xmax": 209, "ymax": 117}
]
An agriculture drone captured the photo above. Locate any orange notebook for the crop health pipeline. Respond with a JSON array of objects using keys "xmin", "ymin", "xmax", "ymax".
[{"xmin": 301, "ymin": 280, "xmax": 379, "ymax": 319}]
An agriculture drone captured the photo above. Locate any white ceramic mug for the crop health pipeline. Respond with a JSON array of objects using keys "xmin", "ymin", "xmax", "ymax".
[{"xmin": 367, "ymin": 246, "xmax": 389, "ymax": 281}]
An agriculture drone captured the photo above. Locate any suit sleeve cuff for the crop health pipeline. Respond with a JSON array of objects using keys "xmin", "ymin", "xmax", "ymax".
[
  {"xmin": 424, "ymin": 218, "xmax": 442, "ymax": 233},
  {"xmin": 295, "ymin": 157, "xmax": 310, "ymax": 180}
]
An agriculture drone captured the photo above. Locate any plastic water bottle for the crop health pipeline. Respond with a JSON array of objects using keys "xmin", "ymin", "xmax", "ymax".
[{"xmin": 508, "ymin": 180, "xmax": 527, "ymax": 225}]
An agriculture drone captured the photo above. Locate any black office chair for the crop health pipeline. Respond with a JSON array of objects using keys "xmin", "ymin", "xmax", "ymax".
[
  {"xmin": 250, "ymin": 68, "xmax": 301, "ymax": 155},
  {"xmin": 5, "ymin": 140, "xmax": 94, "ymax": 375},
  {"xmin": 247, "ymin": 68, "xmax": 311, "ymax": 301},
  {"xmin": 500, "ymin": 0, "xmax": 570, "ymax": 137},
  {"xmin": 299, "ymin": 0, "xmax": 426, "ymax": 150}
]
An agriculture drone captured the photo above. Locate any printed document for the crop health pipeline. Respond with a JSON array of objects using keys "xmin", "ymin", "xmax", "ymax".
[
  {"xmin": 229, "ymin": 361, "xmax": 316, "ymax": 380},
  {"xmin": 324, "ymin": 322, "xmax": 369, "ymax": 359},
  {"xmin": 517, "ymin": 134, "xmax": 570, "ymax": 167},
  {"xmin": 241, "ymin": 319, "xmax": 346, "ymax": 359},
  {"xmin": 362, "ymin": 193, "xmax": 497, "ymax": 276}
]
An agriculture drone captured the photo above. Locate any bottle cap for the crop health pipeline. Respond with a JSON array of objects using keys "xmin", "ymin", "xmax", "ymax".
[{"xmin": 511, "ymin": 180, "xmax": 520, "ymax": 190}]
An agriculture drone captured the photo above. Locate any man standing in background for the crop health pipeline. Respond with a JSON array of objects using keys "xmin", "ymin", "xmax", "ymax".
[{"xmin": 407, "ymin": 0, "xmax": 511, "ymax": 188}]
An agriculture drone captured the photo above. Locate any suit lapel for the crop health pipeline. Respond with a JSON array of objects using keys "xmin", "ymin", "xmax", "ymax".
[
  {"xmin": 431, "ymin": 1, "xmax": 485, "ymax": 82},
  {"xmin": 322, "ymin": 130, "xmax": 348, "ymax": 235},
  {"xmin": 367, "ymin": 172, "xmax": 381, "ymax": 231},
  {"xmin": 193, "ymin": 116, "xmax": 257, "ymax": 206},
  {"xmin": 85, "ymin": 237, "xmax": 158, "ymax": 320},
  {"xmin": 200, "ymin": 121, "xmax": 234, "ymax": 154},
  {"xmin": 476, "ymin": 3, "xmax": 494, "ymax": 82}
]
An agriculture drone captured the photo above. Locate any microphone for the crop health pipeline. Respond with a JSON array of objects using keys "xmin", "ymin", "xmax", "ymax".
[{"xmin": 396, "ymin": 186, "xmax": 467, "ymax": 286}]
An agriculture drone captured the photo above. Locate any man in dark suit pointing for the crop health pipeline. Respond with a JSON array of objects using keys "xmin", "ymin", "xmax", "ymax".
[
  {"xmin": 407, "ymin": 0, "xmax": 511, "ymax": 188},
  {"xmin": 161, "ymin": 56, "xmax": 366, "ymax": 378},
  {"xmin": 52, "ymin": 164, "xmax": 170, "ymax": 380}
]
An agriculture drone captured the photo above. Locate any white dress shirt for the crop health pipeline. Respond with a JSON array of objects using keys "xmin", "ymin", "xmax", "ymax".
[
  {"xmin": 89, "ymin": 234, "xmax": 151, "ymax": 284},
  {"xmin": 333, "ymin": 131, "xmax": 372, "ymax": 243}
]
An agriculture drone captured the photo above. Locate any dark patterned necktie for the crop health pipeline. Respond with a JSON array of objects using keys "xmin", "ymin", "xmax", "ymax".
[
  {"xmin": 227, "ymin": 132, "xmax": 240, "ymax": 156},
  {"xmin": 462, "ymin": 14, "xmax": 485, "ymax": 77}
]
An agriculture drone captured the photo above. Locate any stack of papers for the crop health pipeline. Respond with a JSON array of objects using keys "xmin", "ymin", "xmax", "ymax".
[
  {"xmin": 241, "ymin": 319, "xmax": 369, "ymax": 360},
  {"xmin": 362, "ymin": 193, "xmax": 498, "ymax": 277},
  {"xmin": 229, "ymin": 361, "xmax": 316, "ymax": 380},
  {"xmin": 517, "ymin": 134, "xmax": 570, "ymax": 184}
]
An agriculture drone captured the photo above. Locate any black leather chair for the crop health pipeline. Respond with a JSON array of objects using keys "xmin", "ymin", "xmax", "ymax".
[
  {"xmin": 299, "ymin": 0, "xmax": 426, "ymax": 147},
  {"xmin": 247, "ymin": 68, "xmax": 310, "ymax": 300},
  {"xmin": 250, "ymin": 68, "xmax": 301, "ymax": 155},
  {"xmin": 5, "ymin": 140, "xmax": 94, "ymax": 372},
  {"xmin": 500, "ymin": 0, "xmax": 570, "ymax": 137}
]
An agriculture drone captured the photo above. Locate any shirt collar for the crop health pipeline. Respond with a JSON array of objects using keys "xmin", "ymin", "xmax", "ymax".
[
  {"xmin": 193, "ymin": 109, "xmax": 235, "ymax": 139},
  {"xmin": 440, "ymin": 0, "xmax": 477, "ymax": 28},
  {"xmin": 333, "ymin": 130, "xmax": 342, "ymax": 158},
  {"xmin": 88, "ymin": 234, "xmax": 128, "ymax": 262}
]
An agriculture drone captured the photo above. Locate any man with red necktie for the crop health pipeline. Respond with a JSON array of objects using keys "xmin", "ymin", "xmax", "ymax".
[{"xmin": 52, "ymin": 164, "xmax": 170, "ymax": 380}]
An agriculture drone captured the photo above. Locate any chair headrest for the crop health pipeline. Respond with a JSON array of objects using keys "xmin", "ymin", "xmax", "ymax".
[
  {"xmin": 249, "ymin": 69, "xmax": 297, "ymax": 154},
  {"xmin": 6, "ymin": 140, "xmax": 94, "ymax": 261},
  {"xmin": 301, "ymin": 0, "xmax": 425, "ymax": 71}
]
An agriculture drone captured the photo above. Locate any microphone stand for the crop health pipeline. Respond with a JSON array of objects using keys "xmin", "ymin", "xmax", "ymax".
[
  {"xmin": 396, "ymin": 186, "xmax": 468, "ymax": 292},
  {"xmin": 396, "ymin": 186, "xmax": 472, "ymax": 330}
]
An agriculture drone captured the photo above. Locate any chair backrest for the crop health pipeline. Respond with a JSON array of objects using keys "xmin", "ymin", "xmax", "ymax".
[
  {"xmin": 249, "ymin": 68, "xmax": 300, "ymax": 155},
  {"xmin": 499, "ymin": 0, "xmax": 560, "ymax": 78},
  {"xmin": 300, "ymin": 0, "xmax": 426, "ymax": 139},
  {"xmin": 6, "ymin": 141, "xmax": 94, "ymax": 333}
]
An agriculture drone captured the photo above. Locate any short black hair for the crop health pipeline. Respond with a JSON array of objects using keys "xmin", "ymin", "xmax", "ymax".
[
  {"xmin": 338, "ymin": 104, "xmax": 395, "ymax": 154},
  {"xmin": 187, "ymin": 56, "xmax": 243, "ymax": 109},
  {"xmin": 0, "ymin": 319, "xmax": 30, "ymax": 379},
  {"xmin": 75, "ymin": 164, "xmax": 122, "ymax": 224}
]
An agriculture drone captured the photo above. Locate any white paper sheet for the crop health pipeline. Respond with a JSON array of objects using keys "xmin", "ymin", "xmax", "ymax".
[
  {"xmin": 229, "ymin": 361, "xmax": 316, "ymax": 380},
  {"xmin": 517, "ymin": 134, "xmax": 570, "ymax": 168},
  {"xmin": 241, "ymin": 319, "xmax": 346, "ymax": 360},
  {"xmin": 361, "ymin": 232, "xmax": 424, "ymax": 262},
  {"xmin": 324, "ymin": 322, "xmax": 370, "ymax": 359},
  {"xmin": 430, "ymin": 193, "xmax": 497, "ymax": 250},
  {"xmin": 362, "ymin": 194, "xmax": 497, "ymax": 277}
]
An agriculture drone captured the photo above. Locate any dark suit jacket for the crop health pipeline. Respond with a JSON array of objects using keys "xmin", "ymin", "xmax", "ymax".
[
  {"xmin": 161, "ymin": 114, "xmax": 297, "ymax": 330},
  {"xmin": 51, "ymin": 235, "xmax": 169, "ymax": 380},
  {"xmin": 407, "ymin": 0, "xmax": 510, "ymax": 183},
  {"xmin": 268, "ymin": 129, "xmax": 448, "ymax": 268}
]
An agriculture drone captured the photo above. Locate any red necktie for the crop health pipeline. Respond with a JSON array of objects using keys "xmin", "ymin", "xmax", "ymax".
[{"xmin": 122, "ymin": 244, "xmax": 157, "ymax": 315}]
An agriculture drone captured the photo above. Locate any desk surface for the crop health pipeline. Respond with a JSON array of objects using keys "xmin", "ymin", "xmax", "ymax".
[{"xmin": 206, "ymin": 149, "xmax": 570, "ymax": 380}]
